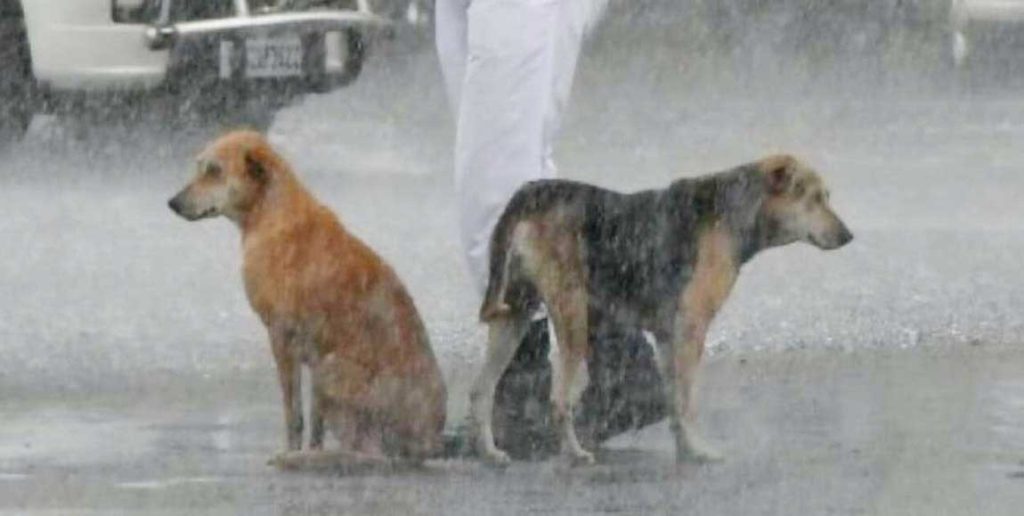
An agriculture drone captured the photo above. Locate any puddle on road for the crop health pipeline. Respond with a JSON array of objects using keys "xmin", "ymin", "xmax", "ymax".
[
  {"xmin": 0, "ymin": 409, "xmax": 155, "ymax": 466},
  {"xmin": 116, "ymin": 476, "xmax": 230, "ymax": 490}
]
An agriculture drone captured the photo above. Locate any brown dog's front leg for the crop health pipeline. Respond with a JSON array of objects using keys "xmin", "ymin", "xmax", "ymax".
[
  {"xmin": 270, "ymin": 329, "xmax": 303, "ymax": 451},
  {"xmin": 309, "ymin": 384, "xmax": 326, "ymax": 450}
]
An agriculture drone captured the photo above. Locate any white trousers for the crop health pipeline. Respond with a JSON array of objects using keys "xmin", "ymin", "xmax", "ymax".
[{"xmin": 436, "ymin": 0, "xmax": 603, "ymax": 293}]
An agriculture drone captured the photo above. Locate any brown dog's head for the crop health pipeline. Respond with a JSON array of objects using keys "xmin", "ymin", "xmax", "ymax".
[
  {"xmin": 168, "ymin": 131, "xmax": 274, "ymax": 223},
  {"xmin": 757, "ymin": 155, "xmax": 853, "ymax": 250}
]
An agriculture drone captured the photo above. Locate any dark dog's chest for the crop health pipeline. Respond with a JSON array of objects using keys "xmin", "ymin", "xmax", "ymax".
[{"xmin": 581, "ymin": 193, "xmax": 697, "ymax": 316}]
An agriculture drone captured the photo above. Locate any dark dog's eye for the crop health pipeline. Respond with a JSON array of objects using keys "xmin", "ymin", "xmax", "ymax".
[
  {"xmin": 793, "ymin": 181, "xmax": 806, "ymax": 197},
  {"xmin": 814, "ymin": 191, "xmax": 826, "ymax": 204}
]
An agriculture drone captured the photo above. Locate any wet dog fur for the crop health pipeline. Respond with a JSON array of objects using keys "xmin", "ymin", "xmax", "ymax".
[
  {"xmin": 169, "ymin": 131, "xmax": 447, "ymax": 468},
  {"xmin": 470, "ymin": 155, "xmax": 853, "ymax": 465}
]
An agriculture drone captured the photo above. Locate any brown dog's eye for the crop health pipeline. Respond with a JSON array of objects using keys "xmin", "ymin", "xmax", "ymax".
[
  {"xmin": 814, "ymin": 191, "xmax": 825, "ymax": 204},
  {"xmin": 205, "ymin": 162, "xmax": 222, "ymax": 178}
]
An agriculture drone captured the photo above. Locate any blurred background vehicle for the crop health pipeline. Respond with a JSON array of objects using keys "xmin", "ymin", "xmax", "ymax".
[
  {"xmin": 0, "ymin": 0, "xmax": 390, "ymax": 143},
  {"xmin": 950, "ymin": 0, "xmax": 1024, "ymax": 67},
  {"xmin": 369, "ymin": 0, "xmax": 431, "ymax": 26},
  {"xmin": 0, "ymin": 0, "xmax": 33, "ymax": 143}
]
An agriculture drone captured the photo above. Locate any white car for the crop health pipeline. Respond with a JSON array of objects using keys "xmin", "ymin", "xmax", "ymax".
[
  {"xmin": 950, "ymin": 0, "xmax": 1024, "ymax": 66},
  {"xmin": 0, "ymin": 0, "xmax": 388, "ymax": 143}
]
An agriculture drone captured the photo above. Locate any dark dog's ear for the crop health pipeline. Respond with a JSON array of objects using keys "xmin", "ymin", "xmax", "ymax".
[
  {"xmin": 761, "ymin": 155, "xmax": 794, "ymax": 195},
  {"xmin": 245, "ymin": 151, "xmax": 268, "ymax": 183}
]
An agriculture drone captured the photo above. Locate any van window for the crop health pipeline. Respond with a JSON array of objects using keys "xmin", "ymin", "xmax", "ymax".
[
  {"xmin": 170, "ymin": 1, "xmax": 236, "ymax": 21},
  {"xmin": 112, "ymin": 0, "xmax": 162, "ymax": 23},
  {"xmin": 249, "ymin": 1, "xmax": 354, "ymax": 14},
  {"xmin": 112, "ymin": 1, "xmax": 235, "ymax": 23}
]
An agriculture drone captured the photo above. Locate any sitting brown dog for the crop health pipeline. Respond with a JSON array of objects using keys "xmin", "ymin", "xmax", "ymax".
[{"xmin": 169, "ymin": 131, "xmax": 446, "ymax": 468}]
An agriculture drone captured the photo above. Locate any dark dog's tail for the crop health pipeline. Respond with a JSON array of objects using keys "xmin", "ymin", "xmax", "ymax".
[
  {"xmin": 479, "ymin": 191, "xmax": 527, "ymax": 322},
  {"xmin": 479, "ymin": 180, "xmax": 585, "ymax": 322}
]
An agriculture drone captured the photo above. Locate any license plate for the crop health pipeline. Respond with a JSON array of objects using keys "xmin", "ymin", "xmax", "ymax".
[{"xmin": 245, "ymin": 36, "xmax": 303, "ymax": 78}]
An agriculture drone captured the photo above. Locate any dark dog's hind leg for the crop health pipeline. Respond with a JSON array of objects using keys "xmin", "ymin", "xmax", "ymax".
[
  {"xmin": 469, "ymin": 312, "xmax": 532, "ymax": 465},
  {"xmin": 490, "ymin": 307, "xmax": 666, "ymax": 457},
  {"xmin": 492, "ymin": 319, "xmax": 557, "ymax": 458},
  {"xmin": 575, "ymin": 306, "xmax": 666, "ymax": 446}
]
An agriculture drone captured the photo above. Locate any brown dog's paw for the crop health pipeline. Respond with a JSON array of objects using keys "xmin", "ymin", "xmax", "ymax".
[{"xmin": 268, "ymin": 451, "xmax": 300, "ymax": 470}]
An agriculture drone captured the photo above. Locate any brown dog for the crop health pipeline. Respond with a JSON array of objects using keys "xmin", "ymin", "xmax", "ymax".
[{"xmin": 169, "ymin": 131, "xmax": 446, "ymax": 468}]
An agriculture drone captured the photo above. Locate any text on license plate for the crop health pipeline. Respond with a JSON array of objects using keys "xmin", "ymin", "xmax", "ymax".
[{"xmin": 245, "ymin": 36, "xmax": 303, "ymax": 78}]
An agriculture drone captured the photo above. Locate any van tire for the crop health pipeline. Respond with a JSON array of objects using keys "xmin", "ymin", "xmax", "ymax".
[{"xmin": 0, "ymin": 0, "xmax": 34, "ymax": 145}]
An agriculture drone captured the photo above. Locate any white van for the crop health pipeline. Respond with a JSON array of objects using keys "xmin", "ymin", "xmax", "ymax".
[{"xmin": 0, "ymin": 0, "xmax": 388, "ymax": 142}]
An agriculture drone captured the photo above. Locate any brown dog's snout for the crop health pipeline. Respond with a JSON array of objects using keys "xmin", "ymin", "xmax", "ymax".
[{"xmin": 168, "ymin": 192, "xmax": 185, "ymax": 216}]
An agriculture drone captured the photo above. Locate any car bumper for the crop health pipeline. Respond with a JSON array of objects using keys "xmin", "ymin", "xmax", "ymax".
[
  {"xmin": 33, "ymin": 9, "xmax": 389, "ymax": 96},
  {"xmin": 146, "ymin": 11, "xmax": 389, "ymax": 50},
  {"xmin": 156, "ymin": 11, "xmax": 388, "ymax": 96}
]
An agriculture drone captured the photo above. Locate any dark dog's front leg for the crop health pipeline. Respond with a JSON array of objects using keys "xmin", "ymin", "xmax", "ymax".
[
  {"xmin": 656, "ymin": 320, "xmax": 722, "ymax": 464},
  {"xmin": 271, "ymin": 330, "xmax": 303, "ymax": 451}
]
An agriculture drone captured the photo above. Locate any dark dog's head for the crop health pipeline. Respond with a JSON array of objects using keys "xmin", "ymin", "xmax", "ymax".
[
  {"xmin": 757, "ymin": 155, "xmax": 853, "ymax": 250},
  {"xmin": 168, "ymin": 131, "xmax": 272, "ymax": 223}
]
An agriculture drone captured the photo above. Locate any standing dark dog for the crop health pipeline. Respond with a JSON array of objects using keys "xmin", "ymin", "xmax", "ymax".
[{"xmin": 470, "ymin": 155, "xmax": 853, "ymax": 464}]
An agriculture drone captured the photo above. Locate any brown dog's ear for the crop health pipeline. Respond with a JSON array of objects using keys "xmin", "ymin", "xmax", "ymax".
[
  {"xmin": 245, "ymin": 151, "xmax": 268, "ymax": 183},
  {"xmin": 761, "ymin": 154, "xmax": 795, "ymax": 195}
]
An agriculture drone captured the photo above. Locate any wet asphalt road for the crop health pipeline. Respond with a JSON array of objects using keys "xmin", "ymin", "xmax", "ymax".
[
  {"xmin": 4, "ymin": 10, "xmax": 1024, "ymax": 515},
  {"xmin": 2, "ymin": 347, "xmax": 1024, "ymax": 515}
]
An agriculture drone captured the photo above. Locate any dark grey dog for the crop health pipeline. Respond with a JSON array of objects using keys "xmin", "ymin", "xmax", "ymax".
[{"xmin": 470, "ymin": 155, "xmax": 853, "ymax": 465}]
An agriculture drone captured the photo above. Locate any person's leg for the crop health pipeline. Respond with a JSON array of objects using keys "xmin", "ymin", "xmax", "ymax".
[
  {"xmin": 455, "ymin": 0, "xmax": 559, "ymax": 292},
  {"xmin": 434, "ymin": 0, "xmax": 469, "ymax": 113},
  {"xmin": 478, "ymin": 0, "xmax": 664, "ymax": 456},
  {"xmin": 440, "ymin": 0, "xmax": 560, "ymax": 458},
  {"xmin": 541, "ymin": 0, "xmax": 593, "ymax": 177},
  {"xmin": 534, "ymin": 0, "xmax": 667, "ymax": 448},
  {"xmin": 548, "ymin": 0, "xmax": 669, "ymax": 446},
  {"xmin": 442, "ymin": 0, "xmax": 664, "ymax": 458},
  {"xmin": 489, "ymin": 0, "xmax": 592, "ymax": 459}
]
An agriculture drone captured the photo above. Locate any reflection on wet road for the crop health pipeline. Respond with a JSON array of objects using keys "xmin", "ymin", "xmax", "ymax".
[{"xmin": 2, "ymin": 348, "xmax": 1024, "ymax": 514}]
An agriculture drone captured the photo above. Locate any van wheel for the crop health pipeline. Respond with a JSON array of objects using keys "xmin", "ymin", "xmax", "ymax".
[
  {"xmin": 217, "ymin": 101, "xmax": 277, "ymax": 133},
  {"xmin": 309, "ymin": 29, "xmax": 365, "ymax": 92},
  {"xmin": 0, "ymin": 0, "xmax": 34, "ymax": 145},
  {"xmin": 336, "ymin": 29, "xmax": 365, "ymax": 88},
  {"xmin": 166, "ymin": 86, "xmax": 279, "ymax": 134}
]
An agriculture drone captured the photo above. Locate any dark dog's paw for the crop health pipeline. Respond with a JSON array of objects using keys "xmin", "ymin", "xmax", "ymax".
[{"xmin": 678, "ymin": 444, "xmax": 724, "ymax": 464}]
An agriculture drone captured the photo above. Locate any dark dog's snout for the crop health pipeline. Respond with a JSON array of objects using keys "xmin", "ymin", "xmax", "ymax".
[
  {"xmin": 816, "ymin": 218, "xmax": 854, "ymax": 250},
  {"xmin": 836, "ymin": 225, "xmax": 854, "ymax": 247}
]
